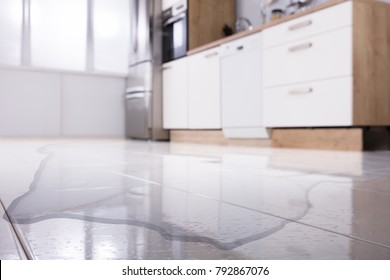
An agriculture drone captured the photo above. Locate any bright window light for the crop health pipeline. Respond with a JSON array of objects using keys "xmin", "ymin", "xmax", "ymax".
[
  {"xmin": 0, "ymin": 0, "xmax": 23, "ymax": 66},
  {"xmin": 30, "ymin": 0, "xmax": 87, "ymax": 71},
  {"xmin": 93, "ymin": 0, "xmax": 129, "ymax": 74}
]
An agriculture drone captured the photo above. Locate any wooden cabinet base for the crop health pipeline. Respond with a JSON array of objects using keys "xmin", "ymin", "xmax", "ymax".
[
  {"xmin": 272, "ymin": 128, "xmax": 390, "ymax": 151},
  {"xmin": 170, "ymin": 128, "xmax": 390, "ymax": 151},
  {"xmin": 272, "ymin": 128, "xmax": 363, "ymax": 151},
  {"xmin": 170, "ymin": 130, "xmax": 271, "ymax": 147}
]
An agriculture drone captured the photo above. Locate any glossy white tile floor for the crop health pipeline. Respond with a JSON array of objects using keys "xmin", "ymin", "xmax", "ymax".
[{"xmin": 0, "ymin": 138, "xmax": 389, "ymax": 260}]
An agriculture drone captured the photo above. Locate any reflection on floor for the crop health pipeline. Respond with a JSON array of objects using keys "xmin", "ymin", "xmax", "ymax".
[{"xmin": 0, "ymin": 138, "xmax": 389, "ymax": 260}]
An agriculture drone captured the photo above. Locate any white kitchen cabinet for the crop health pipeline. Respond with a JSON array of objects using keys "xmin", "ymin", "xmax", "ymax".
[
  {"xmin": 264, "ymin": 77, "xmax": 353, "ymax": 127},
  {"xmin": 263, "ymin": 27, "xmax": 352, "ymax": 88},
  {"xmin": 220, "ymin": 32, "xmax": 269, "ymax": 138},
  {"xmin": 162, "ymin": 57, "xmax": 188, "ymax": 129},
  {"xmin": 263, "ymin": 21, "xmax": 354, "ymax": 127},
  {"xmin": 263, "ymin": 1, "xmax": 352, "ymax": 49},
  {"xmin": 262, "ymin": 0, "xmax": 390, "ymax": 127},
  {"xmin": 188, "ymin": 47, "xmax": 221, "ymax": 129},
  {"xmin": 162, "ymin": 47, "xmax": 220, "ymax": 130}
]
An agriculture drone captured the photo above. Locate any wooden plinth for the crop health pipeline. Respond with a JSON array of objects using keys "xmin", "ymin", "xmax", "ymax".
[
  {"xmin": 169, "ymin": 128, "xmax": 390, "ymax": 151},
  {"xmin": 170, "ymin": 130, "xmax": 271, "ymax": 147},
  {"xmin": 271, "ymin": 128, "xmax": 363, "ymax": 151}
]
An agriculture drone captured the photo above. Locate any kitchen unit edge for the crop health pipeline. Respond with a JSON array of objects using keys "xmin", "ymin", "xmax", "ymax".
[{"xmin": 353, "ymin": 0, "xmax": 390, "ymax": 125}]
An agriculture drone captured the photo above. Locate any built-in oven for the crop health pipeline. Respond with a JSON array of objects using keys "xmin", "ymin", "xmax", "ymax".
[{"xmin": 162, "ymin": 0, "xmax": 187, "ymax": 63}]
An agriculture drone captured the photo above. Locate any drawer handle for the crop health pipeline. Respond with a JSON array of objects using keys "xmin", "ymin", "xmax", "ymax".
[
  {"xmin": 288, "ymin": 42, "xmax": 313, "ymax": 52},
  {"xmin": 288, "ymin": 20, "xmax": 313, "ymax": 31},
  {"xmin": 162, "ymin": 66, "xmax": 172, "ymax": 71},
  {"xmin": 204, "ymin": 52, "xmax": 218, "ymax": 58},
  {"xmin": 289, "ymin": 88, "xmax": 313, "ymax": 95}
]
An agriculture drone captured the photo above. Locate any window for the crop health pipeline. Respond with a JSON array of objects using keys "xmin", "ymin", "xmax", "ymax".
[
  {"xmin": 93, "ymin": 0, "xmax": 129, "ymax": 74},
  {"xmin": 1, "ymin": 0, "xmax": 130, "ymax": 74},
  {"xmin": 0, "ymin": 0, "xmax": 23, "ymax": 66},
  {"xmin": 30, "ymin": 0, "xmax": 87, "ymax": 71}
]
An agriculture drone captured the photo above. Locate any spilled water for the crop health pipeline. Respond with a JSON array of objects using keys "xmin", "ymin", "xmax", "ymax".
[{"xmin": 4, "ymin": 142, "xmax": 319, "ymax": 251}]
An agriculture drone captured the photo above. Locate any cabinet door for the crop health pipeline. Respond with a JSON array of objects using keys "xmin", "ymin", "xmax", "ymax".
[
  {"xmin": 263, "ymin": 1, "xmax": 352, "ymax": 49},
  {"xmin": 221, "ymin": 46, "xmax": 263, "ymax": 128},
  {"xmin": 263, "ymin": 27, "xmax": 352, "ymax": 88},
  {"xmin": 263, "ymin": 77, "xmax": 353, "ymax": 127},
  {"xmin": 188, "ymin": 47, "xmax": 221, "ymax": 129},
  {"xmin": 162, "ymin": 58, "xmax": 188, "ymax": 129}
]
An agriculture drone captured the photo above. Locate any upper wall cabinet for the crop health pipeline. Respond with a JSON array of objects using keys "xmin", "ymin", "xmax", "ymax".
[{"xmin": 188, "ymin": 0, "xmax": 235, "ymax": 50}]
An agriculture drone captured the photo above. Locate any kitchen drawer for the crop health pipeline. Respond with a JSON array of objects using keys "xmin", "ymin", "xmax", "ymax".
[
  {"xmin": 263, "ymin": 27, "xmax": 352, "ymax": 88},
  {"xmin": 263, "ymin": 1, "xmax": 352, "ymax": 49},
  {"xmin": 263, "ymin": 77, "xmax": 353, "ymax": 127},
  {"xmin": 220, "ymin": 32, "xmax": 262, "ymax": 57}
]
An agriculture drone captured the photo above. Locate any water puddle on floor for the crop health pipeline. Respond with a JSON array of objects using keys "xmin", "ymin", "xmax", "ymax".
[{"xmin": 4, "ymin": 142, "xmax": 317, "ymax": 251}]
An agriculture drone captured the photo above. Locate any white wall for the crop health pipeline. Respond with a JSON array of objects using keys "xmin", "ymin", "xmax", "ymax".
[
  {"xmin": 61, "ymin": 74, "xmax": 126, "ymax": 136},
  {"xmin": 0, "ymin": 69, "xmax": 61, "ymax": 136},
  {"xmin": 0, "ymin": 68, "xmax": 126, "ymax": 137}
]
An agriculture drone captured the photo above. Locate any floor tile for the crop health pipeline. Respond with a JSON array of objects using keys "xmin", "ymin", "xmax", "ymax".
[
  {"xmin": 0, "ymin": 139, "xmax": 390, "ymax": 259},
  {"xmin": 0, "ymin": 203, "xmax": 26, "ymax": 259},
  {"xmin": 7, "ymin": 201, "xmax": 390, "ymax": 260}
]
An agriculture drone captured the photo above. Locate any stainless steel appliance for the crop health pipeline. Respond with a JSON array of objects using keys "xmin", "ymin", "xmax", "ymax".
[
  {"xmin": 126, "ymin": 0, "xmax": 168, "ymax": 140},
  {"xmin": 162, "ymin": 0, "xmax": 188, "ymax": 63}
]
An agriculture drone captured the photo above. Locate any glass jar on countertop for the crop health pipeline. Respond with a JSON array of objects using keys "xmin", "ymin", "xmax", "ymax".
[{"xmin": 271, "ymin": 9, "xmax": 284, "ymax": 21}]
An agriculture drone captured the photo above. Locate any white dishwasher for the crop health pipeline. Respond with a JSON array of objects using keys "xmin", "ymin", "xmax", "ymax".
[{"xmin": 220, "ymin": 32, "xmax": 269, "ymax": 139}]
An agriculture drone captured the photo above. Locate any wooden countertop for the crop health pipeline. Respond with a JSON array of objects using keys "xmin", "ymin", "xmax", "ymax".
[{"xmin": 187, "ymin": 0, "xmax": 383, "ymax": 56}]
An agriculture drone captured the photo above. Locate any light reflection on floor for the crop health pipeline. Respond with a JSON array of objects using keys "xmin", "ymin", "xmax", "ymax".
[{"xmin": 0, "ymin": 139, "xmax": 390, "ymax": 259}]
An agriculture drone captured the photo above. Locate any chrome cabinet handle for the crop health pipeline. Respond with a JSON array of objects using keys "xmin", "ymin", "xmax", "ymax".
[
  {"xmin": 204, "ymin": 52, "xmax": 218, "ymax": 58},
  {"xmin": 288, "ymin": 42, "xmax": 313, "ymax": 52},
  {"xmin": 163, "ymin": 13, "xmax": 186, "ymax": 27},
  {"xmin": 289, "ymin": 88, "xmax": 313, "ymax": 95},
  {"xmin": 125, "ymin": 93, "xmax": 145, "ymax": 100},
  {"xmin": 288, "ymin": 20, "xmax": 313, "ymax": 31},
  {"xmin": 131, "ymin": 0, "xmax": 139, "ymax": 53}
]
